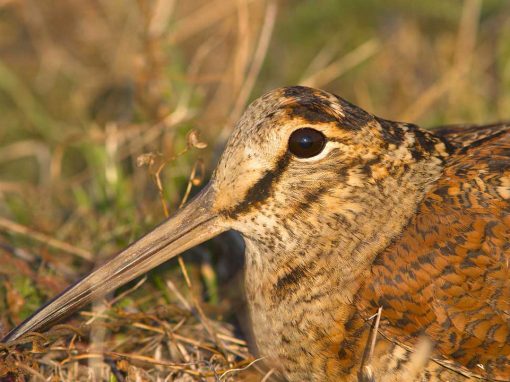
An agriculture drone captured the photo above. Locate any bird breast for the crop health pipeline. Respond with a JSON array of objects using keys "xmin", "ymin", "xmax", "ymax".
[{"xmin": 243, "ymin": 238, "xmax": 361, "ymax": 381}]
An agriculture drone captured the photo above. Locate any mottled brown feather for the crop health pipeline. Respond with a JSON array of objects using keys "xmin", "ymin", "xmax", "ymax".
[
  {"xmin": 358, "ymin": 124, "xmax": 510, "ymax": 381},
  {"xmin": 432, "ymin": 122, "xmax": 510, "ymax": 148}
]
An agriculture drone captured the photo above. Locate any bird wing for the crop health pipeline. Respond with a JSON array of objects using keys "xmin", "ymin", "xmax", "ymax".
[
  {"xmin": 431, "ymin": 122, "xmax": 510, "ymax": 148},
  {"xmin": 357, "ymin": 123, "xmax": 510, "ymax": 381}
]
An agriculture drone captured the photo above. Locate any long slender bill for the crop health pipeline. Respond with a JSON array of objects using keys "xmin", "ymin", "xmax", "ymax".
[{"xmin": 2, "ymin": 184, "xmax": 226, "ymax": 342}]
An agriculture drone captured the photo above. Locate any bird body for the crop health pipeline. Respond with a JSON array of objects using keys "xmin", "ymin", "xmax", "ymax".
[
  {"xmin": 3, "ymin": 86, "xmax": 510, "ymax": 382},
  {"xmin": 356, "ymin": 121, "xmax": 510, "ymax": 381}
]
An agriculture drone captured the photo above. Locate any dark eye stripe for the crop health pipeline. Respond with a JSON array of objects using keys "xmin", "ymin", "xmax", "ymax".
[{"xmin": 288, "ymin": 128, "xmax": 326, "ymax": 158}]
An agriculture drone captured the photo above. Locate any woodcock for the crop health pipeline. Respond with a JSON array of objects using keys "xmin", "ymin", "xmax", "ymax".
[{"xmin": 2, "ymin": 86, "xmax": 510, "ymax": 381}]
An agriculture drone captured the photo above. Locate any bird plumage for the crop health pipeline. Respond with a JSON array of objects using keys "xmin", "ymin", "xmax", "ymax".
[
  {"xmin": 2, "ymin": 86, "xmax": 509, "ymax": 382},
  {"xmin": 357, "ymin": 122, "xmax": 510, "ymax": 381}
]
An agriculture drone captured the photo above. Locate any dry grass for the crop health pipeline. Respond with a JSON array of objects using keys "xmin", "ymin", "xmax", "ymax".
[{"xmin": 0, "ymin": 0, "xmax": 509, "ymax": 381}]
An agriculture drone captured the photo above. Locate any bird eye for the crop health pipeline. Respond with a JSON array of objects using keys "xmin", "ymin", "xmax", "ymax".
[{"xmin": 288, "ymin": 128, "xmax": 326, "ymax": 158}]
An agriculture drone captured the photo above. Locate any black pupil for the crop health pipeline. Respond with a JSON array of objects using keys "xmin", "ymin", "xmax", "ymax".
[{"xmin": 288, "ymin": 128, "xmax": 326, "ymax": 158}]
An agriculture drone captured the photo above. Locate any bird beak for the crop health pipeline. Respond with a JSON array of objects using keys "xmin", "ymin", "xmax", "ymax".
[{"xmin": 2, "ymin": 183, "xmax": 226, "ymax": 342}]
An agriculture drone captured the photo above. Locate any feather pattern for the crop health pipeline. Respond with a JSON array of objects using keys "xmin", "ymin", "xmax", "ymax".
[{"xmin": 358, "ymin": 123, "xmax": 510, "ymax": 381}]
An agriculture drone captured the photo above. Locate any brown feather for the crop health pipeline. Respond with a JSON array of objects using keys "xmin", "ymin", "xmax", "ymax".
[{"xmin": 358, "ymin": 124, "xmax": 510, "ymax": 381}]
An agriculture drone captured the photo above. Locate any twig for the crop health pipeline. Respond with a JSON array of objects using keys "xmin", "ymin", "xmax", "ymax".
[
  {"xmin": 109, "ymin": 275, "xmax": 148, "ymax": 307},
  {"xmin": 261, "ymin": 368, "xmax": 276, "ymax": 382},
  {"xmin": 0, "ymin": 216, "xmax": 93, "ymax": 262},
  {"xmin": 228, "ymin": 1, "xmax": 277, "ymax": 125},
  {"xmin": 216, "ymin": 333, "xmax": 246, "ymax": 346},
  {"xmin": 61, "ymin": 351, "xmax": 203, "ymax": 375},
  {"xmin": 218, "ymin": 356, "xmax": 266, "ymax": 381},
  {"xmin": 447, "ymin": 0, "xmax": 481, "ymax": 111},
  {"xmin": 128, "ymin": 322, "xmax": 219, "ymax": 354},
  {"xmin": 358, "ymin": 306, "xmax": 382, "ymax": 382},
  {"xmin": 178, "ymin": 159, "xmax": 204, "ymax": 208},
  {"xmin": 14, "ymin": 362, "xmax": 47, "ymax": 381},
  {"xmin": 169, "ymin": 0, "xmax": 255, "ymax": 44},
  {"xmin": 367, "ymin": 307, "xmax": 382, "ymax": 363},
  {"xmin": 300, "ymin": 38, "xmax": 380, "ymax": 88},
  {"xmin": 165, "ymin": 279, "xmax": 193, "ymax": 311},
  {"xmin": 85, "ymin": 276, "xmax": 148, "ymax": 326}
]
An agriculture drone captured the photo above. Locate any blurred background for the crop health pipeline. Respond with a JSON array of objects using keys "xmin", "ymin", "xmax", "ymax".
[{"xmin": 0, "ymin": 0, "xmax": 509, "ymax": 380}]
